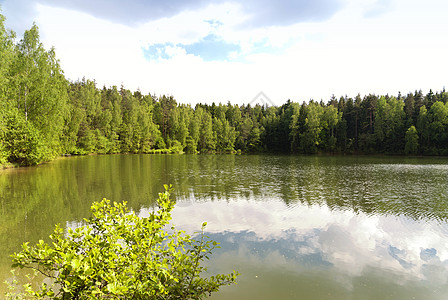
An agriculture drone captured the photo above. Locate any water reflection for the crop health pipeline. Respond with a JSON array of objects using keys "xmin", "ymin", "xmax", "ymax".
[
  {"xmin": 168, "ymin": 199, "xmax": 448, "ymax": 299},
  {"xmin": 2, "ymin": 154, "xmax": 448, "ymax": 299}
]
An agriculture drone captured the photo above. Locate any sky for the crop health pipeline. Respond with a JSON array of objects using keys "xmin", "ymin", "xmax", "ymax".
[{"xmin": 0, "ymin": 0, "xmax": 447, "ymax": 105}]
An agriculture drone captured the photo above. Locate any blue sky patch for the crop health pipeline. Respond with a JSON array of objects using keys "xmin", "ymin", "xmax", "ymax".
[
  {"xmin": 143, "ymin": 43, "xmax": 174, "ymax": 60},
  {"xmin": 143, "ymin": 35, "xmax": 241, "ymax": 62},
  {"xmin": 183, "ymin": 34, "xmax": 241, "ymax": 61}
]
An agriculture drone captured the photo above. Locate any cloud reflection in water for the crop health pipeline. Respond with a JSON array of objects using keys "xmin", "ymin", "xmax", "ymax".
[{"xmin": 156, "ymin": 198, "xmax": 448, "ymax": 299}]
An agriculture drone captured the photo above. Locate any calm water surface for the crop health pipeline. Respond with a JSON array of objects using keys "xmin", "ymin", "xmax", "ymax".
[{"xmin": 1, "ymin": 154, "xmax": 448, "ymax": 299}]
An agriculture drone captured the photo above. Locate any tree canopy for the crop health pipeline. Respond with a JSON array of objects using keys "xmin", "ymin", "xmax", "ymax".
[{"xmin": 1, "ymin": 14, "xmax": 448, "ymax": 167}]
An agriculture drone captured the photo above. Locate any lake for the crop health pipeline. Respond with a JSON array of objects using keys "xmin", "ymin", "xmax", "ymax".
[{"xmin": 1, "ymin": 154, "xmax": 448, "ymax": 299}]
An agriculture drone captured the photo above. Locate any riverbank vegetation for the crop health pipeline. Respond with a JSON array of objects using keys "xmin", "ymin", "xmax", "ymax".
[{"xmin": 1, "ymin": 15, "xmax": 448, "ymax": 166}]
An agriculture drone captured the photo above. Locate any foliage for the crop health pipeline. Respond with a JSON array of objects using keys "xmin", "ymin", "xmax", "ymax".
[
  {"xmin": 404, "ymin": 125, "xmax": 419, "ymax": 155},
  {"xmin": 6, "ymin": 185, "xmax": 238, "ymax": 299},
  {"xmin": 2, "ymin": 11, "xmax": 448, "ymax": 165},
  {"xmin": 3, "ymin": 109, "xmax": 46, "ymax": 165},
  {"xmin": 9, "ymin": 24, "xmax": 68, "ymax": 159}
]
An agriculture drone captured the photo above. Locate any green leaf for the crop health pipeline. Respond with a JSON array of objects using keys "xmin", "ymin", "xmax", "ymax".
[
  {"xmin": 7, "ymin": 185, "xmax": 238, "ymax": 299},
  {"xmin": 71, "ymin": 258, "xmax": 81, "ymax": 270}
]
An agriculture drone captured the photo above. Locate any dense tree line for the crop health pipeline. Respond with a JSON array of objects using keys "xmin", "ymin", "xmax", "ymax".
[{"xmin": 1, "ymin": 17, "xmax": 448, "ymax": 166}]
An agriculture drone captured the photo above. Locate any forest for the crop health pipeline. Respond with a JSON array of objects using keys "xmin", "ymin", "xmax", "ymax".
[{"xmin": 1, "ymin": 16, "xmax": 448, "ymax": 166}]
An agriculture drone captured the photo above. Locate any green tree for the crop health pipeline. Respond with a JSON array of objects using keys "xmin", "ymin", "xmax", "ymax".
[
  {"xmin": 248, "ymin": 124, "xmax": 262, "ymax": 152},
  {"xmin": 199, "ymin": 111, "xmax": 215, "ymax": 152},
  {"xmin": 67, "ymin": 79, "xmax": 101, "ymax": 153},
  {"xmin": 428, "ymin": 101, "xmax": 448, "ymax": 153},
  {"xmin": 320, "ymin": 105, "xmax": 341, "ymax": 152},
  {"xmin": 0, "ymin": 12, "xmax": 14, "ymax": 163},
  {"xmin": 299, "ymin": 101, "xmax": 323, "ymax": 153},
  {"xmin": 132, "ymin": 91, "xmax": 161, "ymax": 152},
  {"xmin": 9, "ymin": 24, "xmax": 68, "ymax": 159},
  {"xmin": 225, "ymin": 103, "xmax": 242, "ymax": 128},
  {"xmin": 104, "ymin": 86, "xmax": 123, "ymax": 153},
  {"xmin": 169, "ymin": 105, "xmax": 189, "ymax": 147},
  {"xmin": 154, "ymin": 95, "xmax": 177, "ymax": 143},
  {"xmin": 373, "ymin": 96, "xmax": 405, "ymax": 152},
  {"xmin": 6, "ymin": 186, "xmax": 238, "ymax": 299},
  {"xmin": 404, "ymin": 125, "xmax": 419, "ymax": 155},
  {"xmin": 119, "ymin": 87, "xmax": 139, "ymax": 152},
  {"xmin": 404, "ymin": 92, "xmax": 415, "ymax": 126},
  {"xmin": 184, "ymin": 135, "xmax": 197, "ymax": 153},
  {"xmin": 358, "ymin": 94, "xmax": 378, "ymax": 152},
  {"xmin": 0, "ymin": 12, "xmax": 14, "ymax": 100},
  {"xmin": 3, "ymin": 109, "xmax": 46, "ymax": 165},
  {"xmin": 213, "ymin": 116, "xmax": 236, "ymax": 153},
  {"xmin": 416, "ymin": 105, "xmax": 430, "ymax": 153},
  {"xmin": 188, "ymin": 106, "xmax": 202, "ymax": 150},
  {"xmin": 289, "ymin": 103, "xmax": 306, "ymax": 153},
  {"xmin": 353, "ymin": 94, "xmax": 362, "ymax": 150},
  {"xmin": 235, "ymin": 116, "xmax": 253, "ymax": 151}
]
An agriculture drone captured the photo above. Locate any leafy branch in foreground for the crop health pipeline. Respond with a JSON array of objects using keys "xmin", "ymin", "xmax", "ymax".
[{"xmin": 5, "ymin": 185, "xmax": 238, "ymax": 299}]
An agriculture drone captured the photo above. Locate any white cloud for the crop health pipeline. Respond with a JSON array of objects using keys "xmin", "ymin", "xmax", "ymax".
[{"xmin": 14, "ymin": 0, "xmax": 447, "ymax": 105}]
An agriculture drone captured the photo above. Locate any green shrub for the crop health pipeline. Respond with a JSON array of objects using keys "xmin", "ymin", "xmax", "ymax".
[
  {"xmin": 168, "ymin": 140, "xmax": 184, "ymax": 154},
  {"xmin": 5, "ymin": 185, "xmax": 238, "ymax": 299},
  {"xmin": 4, "ymin": 112, "xmax": 47, "ymax": 166}
]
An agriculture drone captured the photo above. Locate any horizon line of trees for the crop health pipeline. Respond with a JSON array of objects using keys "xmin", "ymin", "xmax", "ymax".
[{"xmin": 1, "ymin": 17, "xmax": 448, "ymax": 166}]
